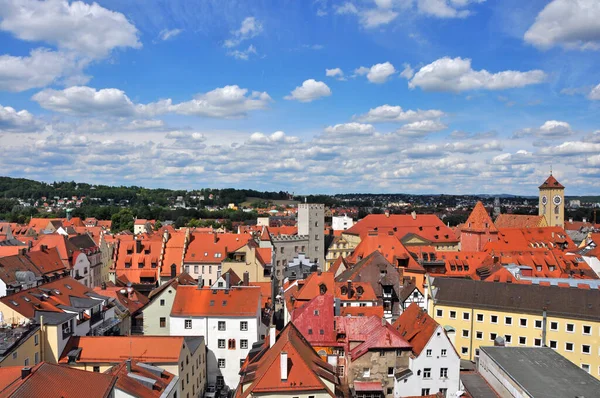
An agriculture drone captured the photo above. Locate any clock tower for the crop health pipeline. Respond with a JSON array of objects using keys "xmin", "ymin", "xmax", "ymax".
[{"xmin": 539, "ymin": 173, "xmax": 565, "ymax": 227}]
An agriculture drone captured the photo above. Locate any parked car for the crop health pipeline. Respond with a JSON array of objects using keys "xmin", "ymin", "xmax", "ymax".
[{"xmin": 205, "ymin": 384, "xmax": 217, "ymax": 398}]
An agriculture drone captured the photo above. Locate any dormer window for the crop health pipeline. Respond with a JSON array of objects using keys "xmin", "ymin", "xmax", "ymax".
[
  {"xmin": 341, "ymin": 286, "xmax": 348, "ymax": 295},
  {"xmin": 319, "ymin": 283, "xmax": 327, "ymax": 295}
]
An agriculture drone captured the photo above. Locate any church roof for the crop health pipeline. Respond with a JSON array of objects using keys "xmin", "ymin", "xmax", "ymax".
[
  {"xmin": 461, "ymin": 201, "xmax": 498, "ymax": 233},
  {"xmin": 539, "ymin": 174, "xmax": 564, "ymax": 189}
]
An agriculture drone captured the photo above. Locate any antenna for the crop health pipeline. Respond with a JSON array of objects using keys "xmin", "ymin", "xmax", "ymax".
[{"xmin": 550, "ymin": 164, "xmax": 552, "ymax": 175}]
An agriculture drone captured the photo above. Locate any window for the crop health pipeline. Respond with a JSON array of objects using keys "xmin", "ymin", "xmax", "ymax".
[
  {"xmin": 505, "ymin": 335, "xmax": 512, "ymax": 344},
  {"xmin": 519, "ymin": 336, "xmax": 526, "ymax": 345},
  {"xmin": 194, "ymin": 265, "xmax": 199, "ymax": 274},
  {"xmin": 439, "ymin": 388, "xmax": 448, "ymax": 397},
  {"xmin": 421, "ymin": 388, "xmax": 430, "ymax": 395},
  {"xmin": 337, "ymin": 366, "xmax": 344, "ymax": 377},
  {"xmin": 93, "ymin": 366, "xmax": 100, "ymax": 372},
  {"xmin": 440, "ymin": 368, "xmax": 448, "ymax": 378},
  {"xmin": 462, "ymin": 329, "xmax": 469, "ymax": 338},
  {"xmin": 240, "ymin": 359, "xmax": 246, "ymax": 368},
  {"xmin": 441, "ymin": 349, "xmax": 447, "ymax": 357},
  {"xmin": 218, "ymin": 321, "xmax": 226, "ymax": 331},
  {"xmin": 185, "ymin": 320, "xmax": 192, "ymax": 329},
  {"xmin": 24, "ymin": 358, "xmax": 29, "ymax": 366},
  {"xmin": 476, "ymin": 331, "xmax": 483, "ymax": 340},
  {"xmin": 34, "ymin": 352, "xmax": 39, "ymax": 365},
  {"xmin": 449, "ymin": 311, "xmax": 456, "ymax": 319},
  {"xmin": 395, "ymin": 349, "xmax": 402, "ymax": 357},
  {"xmin": 519, "ymin": 318, "xmax": 527, "ymax": 327},
  {"xmin": 582, "ymin": 364, "xmax": 590, "ymax": 373},
  {"xmin": 534, "ymin": 320, "xmax": 542, "ymax": 329},
  {"xmin": 565, "ymin": 342, "xmax": 574, "ymax": 352},
  {"xmin": 362, "ymin": 368, "xmax": 370, "ymax": 377},
  {"xmin": 218, "ymin": 359, "xmax": 225, "ymax": 368},
  {"xmin": 490, "ymin": 315, "xmax": 498, "ymax": 324},
  {"xmin": 461, "ymin": 347, "xmax": 468, "ymax": 355},
  {"xmin": 387, "ymin": 388, "xmax": 393, "ymax": 395},
  {"xmin": 549, "ymin": 340, "xmax": 557, "ymax": 349},
  {"xmin": 583, "ymin": 325, "xmax": 592, "ymax": 335},
  {"xmin": 160, "ymin": 299, "xmax": 165, "ymax": 306},
  {"xmin": 423, "ymin": 368, "xmax": 431, "ymax": 379},
  {"xmin": 490, "ymin": 333, "xmax": 497, "ymax": 341},
  {"xmin": 534, "ymin": 338, "xmax": 542, "ymax": 347},
  {"xmin": 241, "ymin": 339, "xmax": 248, "ymax": 349},
  {"xmin": 218, "ymin": 339, "xmax": 225, "ymax": 349},
  {"xmin": 160, "ymin": 317, "xmax": 166, "ymax": 328},
  {"xmin": 379, "ymin": 350, "xmax": 385, "ymax": 357},
  {"xmin": 582, "ymin": 344, "xmax": 591, "ymax": 354},
  {"xmin": 566, "ymin": 323, "xmax": 574, "ymax": 333},
  {"xmin": 475, "ymin": 349, "xmax": 480, "ymax": 357},
  {"xmin": 436, "ymin": 309, "xmax": 443, "ymax": 317},
  {"xmin": 240, "ymin": 321, "xmax": 248, "ymax": 331},
  {"xmin": 388, "ymin": 367, "xmax": 394, "ymax": 377},
  {"xmin": 504, "ymin": 316, "xmax": 512, "ymax": 325},
  {"xmin": 550, "ymin": 321, "xmax": 558, "ymax": 331},
  {"xmin": 476, "ymin": 313, "xmax": 484, "ymax": 322},
  {"xmin": 228, "ymin": 339, "xmax": 236, "ymax": 349},
  {"xmin": 216, "ymin": 376, "xmax": 224, "ymax": 388},
  {"xmin": 426, "ymin": 349, "xmax": 432, "ymax": 357},
  {"xmin": 462, "ymin": 312, "xmax": 470, "ymax": 321},
  {"xmin": 34, "ymin": 335, "xmax": 39, "ymax": 346}
]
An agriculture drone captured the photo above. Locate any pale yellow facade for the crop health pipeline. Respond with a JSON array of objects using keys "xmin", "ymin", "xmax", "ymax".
[
  {"xmin": 325, "ymin": 236, "xmax": 353, "ymax": 270},
  {"xmin": 0, "ymin": 328, "xmax": 41, "ymax": 368},
  {"xmin": 224, "ymin": 244, "xmax": 271, "ymax": 283},
  {"xmin": 429, "ymin": 302, "xmax": 600, "ymax": 379},
  {"xmin": 539, "ymin": 183, "xmax": 564, "ymax": 227}
]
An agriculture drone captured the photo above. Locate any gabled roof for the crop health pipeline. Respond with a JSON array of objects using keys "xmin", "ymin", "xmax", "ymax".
[
  {"xmin": 108, "ymin": 360, "xmax": 176, "ymax": 398},
  {"xmin": 494, "ymin": 214, "xmax": 546, "ymax": 229},
  {"xmin": 292, "ymin": 272, "xmax": 378, "ymax": 305},
  {"xmin": 171, "ymin": 286, "xmax": 261, "ymax": 317},
  {"xmin": 237, "ymin": 322, "xmax": 339, "ymax": 397},
  {"xmin": 184, "ymin": 233, "xmax": 251, "ymax": 263},
  {"xmin": 148, "ymin": 272, "xmax": 196, "ymax": 300},
  {"xmin": 291, "ymin": 294, "xmax": 337, "ymax": 344},
  {"xmin": 392, "ymin": 303, "xmax": 440, "ymax": 356},
  {"xmin": 461, "ymin": 202, "xmax": 498, "ymax": 233},
  {"xmin": 347, "ymin": 232, "xmax": 423, "ymax": 271},
  {"xmin": 0, "ymin": 362, "xmax": 116, "ymax": 398},
  {"xmin": 539, "ymin": 174, "xmax": 564, "ymax": 189},
  {"xmin": 93, "ymin": 286, "xmax": 149, "ymax": 314}
]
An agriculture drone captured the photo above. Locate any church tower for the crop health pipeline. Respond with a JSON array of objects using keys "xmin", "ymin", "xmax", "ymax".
[{"xmin": 539, "ymin": 173, "xmax": 565, "ymax": 227}]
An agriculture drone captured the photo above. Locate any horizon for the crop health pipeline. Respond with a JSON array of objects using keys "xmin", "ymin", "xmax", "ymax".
[{"xmin": 1, "ymin": 1, "xmax": 599, "ymax": 195}]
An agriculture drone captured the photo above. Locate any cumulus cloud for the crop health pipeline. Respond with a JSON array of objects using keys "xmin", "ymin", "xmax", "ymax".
[
  {"xmin": 589, "ymin": 83, "xmax": 600, "ymax": 100},
  {"xmin": 0, "ymin": 104, "xmax": 40, "ymax": 132},
  {"xmin": 33, "ymin": 85, "xmax": 272, "ymax": 119},
  {"xmin": 249, "ymin": 131, "xmax": 300, "ymax": 144},
  {"xmin": 224, "ymin": 17, "xmax": 263, "ymax": 48},
  {"xmin": 284, "ymin": 79, "xmax": 332, "ymax": 102},
  {"xmin": 512, "ymin": 120, "xmax": 573, "ymax": 139},
  {"xmin": 326, "ymin": 68, "xmax": 345, "ymax": 80},
  {"xmin": 159, "ymin": 28, "xmax": 183, "ymax": 41},
  {"xmin": 396, "ymin": 120, "xmax": 448, "ymax": 137},
  {"xmin": 355, "ymin": 104, "xmax": 445, "ymax": 123},
  {"xmin": 417, "ymin": 0, "xmax": 482, "ymax": 19},
  {"xmin": 524, "ymin": 0, "xmax": 600, "ymax": 51},
  {"xmin": 354, "ymin": 62, "xmax": 396, "ymax": 83},
  {"xmin": 408, "ymin": 57, "xmax": 546, "ymax": 92},
  {"xmin": 400, "ymin": 63, "xmax": 414, "ymax": 79},
  {"xmin": 490, "ymin": 150, "xmax": 534, "ymax": 165},
  {"xmin": 324, "ymin": 123, "xmax": 375, "ymax": 136},
  {"xmin": 538, "ymin": 141, "xmax": 600, "ymax": 156},
  {"xmin": 227, "ymin": 45, "xmax": 257, "ymax": 60}
]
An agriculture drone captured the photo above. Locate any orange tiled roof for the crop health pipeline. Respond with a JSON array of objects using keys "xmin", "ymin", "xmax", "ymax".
[
  {"xmin": 184, "ymin": 233, "xmax": 251, "ymax": 263},
  {"xmin": 494, "ymin": 214, "xmax": 546, "ymax": 229},
  {"xmin": 171, "ymin": 285, "xmax": 262, "ymax": 317},
  {"xmin": 113, "ymin": 236, "xmax": 163, "ymax": 283},
  {"xmin": 293, "ymin": 272, "xmax": 378, "ymax": 304},
  {"xmin": 393, "ymin": 303, "xmax": 441, "ymax": 356},
  {"xmin": 461, "ymin": 202, "xmax": 498, "ymax": 233},
  {"xmin": 160, "ymin": 230, "xmax": 187, "ymax": 277},
  {"xmin": 486, "ymin": 227, "xmax": 576, "ymax": 252},
  {"xmin": 347, "ymin": 232, "xmax": 423, "ymax": 271},
  {"xmin": 539, "ymin": 174, "xmax": 564, "ymax": 189},
  {"xmin": 108, "ymin": 360, "xmax": 175, "ymax": 398},
  {"xmin": 59, "ymin": 336, "xmax": 188, "ymax": 364},
  {"xmin": 92, "ymin": 286, "xmax": 149, "ymax": 314},
  {"xmin": 340, "ymin": 306, "xmax": 384, "ymax": 317}
]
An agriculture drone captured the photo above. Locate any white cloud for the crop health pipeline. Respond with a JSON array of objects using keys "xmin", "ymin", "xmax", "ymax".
[
  {"xmin": 524, "ymin": 0, "xmax": 600, "ymax": 51},
  {"xmin": 324, "ymin": 122, "xmax": 375, "ymax": 135},
  {"xmin": 249, "ymin": 131, "xmax": 299, "ymax": 144},
  {"xmin": 227, "ymin": 44, "xmax": 258, "ymax": 60},
  {"xmin": 355, "ymin": 104, "xmax": 445, "ymax": 123},
  {"xmin": 400, "ymin": 63, "xmax": 414, "ymax": 79},
  {"xmin": 284, "ymin": 79, "xmax": 332, "ymax": 102},
  {"xmin": 409, "ymin": 57, "xmax": 546, "ymax": 92},
  {"xmin": 589, "ymin": 83, "xmax": 600, "ymax": 100},
  {"xmin": 335, "ymin": 3, "xmax": 359, "ymax": 15},
  {"xmin": 224, "ymin": 17, "xmax": 263, "ymax": 48},
  {"xmin": 491, "ymin": 150, "xmax": 534, "ymax": 165},
  {"xmin": 326, "ymin": 68, "xmax": 345, "ymax": 80},
  {"xmin": 354, "ymin": 66, "xmax": 370, "ymax": 76},
  {"xmin": 417, "ymin": 0, "xmax": 475, "ymax": 19},
  {"xmin": 513, "ymin": 120, "xmax": 573, "ymax": 139},
  {"xmin": 159, "ymin": 28, "xmax": 183, "ymax": 41},
  {"xmin": 396, "ymin": 120, "xmax": 448, "ymax": 136},
  {"xmin": 0, "ymin": 104, "xmax": 39, "ymax": 131},
  {"xmin": 0, "ymin": 0, "xmax": 141, "ymax": 58},
  {"xmin": 0, "ymin": 49, "xmax": 87, "ymax": 92},
  {"xmin": 33, "ymin": 85, "xmax": 273, "ymax": 119},
  {"xmin": 539, "ymin": 142, "xmax": 600, "ymax": 156},
  {"xmin": 354, "ymin": 62, "xmax": 396, "ymax": 83},
  {"xmin": 360, "ymin": 8, "xmax": 399, "ymax": 28}
]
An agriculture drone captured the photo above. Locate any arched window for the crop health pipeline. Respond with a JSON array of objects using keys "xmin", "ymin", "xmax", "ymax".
[{"xmin": 554, "ymin": 205, "xmax": 559, "ymax": 214}]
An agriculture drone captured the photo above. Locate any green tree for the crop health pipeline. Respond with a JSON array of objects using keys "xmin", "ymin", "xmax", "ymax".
[{"xmin": 111, "ymin": 209, "xmax": 135, "ymax": 233}]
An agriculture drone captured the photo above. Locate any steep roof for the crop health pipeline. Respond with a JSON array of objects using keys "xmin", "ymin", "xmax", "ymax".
[
  {"xmin": 392, "ymin": 303, "xmax": 440, "ymax": 356},
  {"xmin": 237, "ymin": 322, "xmax": 339, "ymax": 397},
  {"xmin": 291, "ymin": 294, "xmax": 337, "ymax": 345},
  {"xmin": 539, "ymin": 174, "xmax": 564, "ymax": 189},
  {"xmin": 347, "ymin": 232, "xmax": 423, "ymax": 271},
  {"xmin": 184, "ymin": 232, "xmax": 251, "ymax": 263},
  {"xmin": 171, "ymin": 285, "xmax": 261, "ymax": 317},
  {"xmin": 148, "ymin": 272, "xmax": 196, "ymax": 300},
  {"xmin": 293, "ymin": 272, "xmax": 378, "ymax": 304},
  {"xmin": 461, "ymin": 202, "xmax": 498, "ymax": 233},
  {"xmin": 486, "ymin": 227, "xmax": 576, "ymax": 252},
  {"xmin": 0, "ymin": 362, "xmax": 116, "ymax": 398},
  {"xmin": 59, "ymin": 336, "xmax": 194, "ymax": 364},
  {"xmin": 108, "ymin": 361, "xmax": 176, "ymax": 398},
  {"xmin": 92, "ymin": 286, "xmax": 149, "ymax": 315},
  {"xmin": 494, "ymin": 214, "xmax": 546, "ymax": 229},
  {"xmin": 160, "ymin": 230, "xmax": 187, "ymax": 277}
]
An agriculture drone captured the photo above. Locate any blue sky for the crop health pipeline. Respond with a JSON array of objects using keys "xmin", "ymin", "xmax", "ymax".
[{"xmin": 1, "ymin": 0, "xmax": 600, "ymax": 195}]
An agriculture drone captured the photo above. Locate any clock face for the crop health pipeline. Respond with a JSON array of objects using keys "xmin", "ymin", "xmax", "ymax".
[
  {"xmin": 541, "ymin": 195, "xmax": 547, "ymax": 205},
  {"xmin": 553, "ymin": 195, "xmax": 562, "ymax": 205}
]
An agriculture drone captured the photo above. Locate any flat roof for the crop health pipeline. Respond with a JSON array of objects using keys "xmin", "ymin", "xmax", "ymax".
[
  {"xmin": 461, "ymin": 373, "xmax": 498, "ymax": 398},
  {"xmin": 480, "ymin": 346, "xmax": 600, "ymax": 397}
]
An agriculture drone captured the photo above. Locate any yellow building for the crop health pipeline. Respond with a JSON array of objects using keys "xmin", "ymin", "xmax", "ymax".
[
  {"xmin": 539, "ymin": 173, "xmax": 565, "ymax": 228},
  {"xmin": 224, "ymin": 242, "xmax": 272, "ymax": 283},
  {"xmin": 428, "ymin": 277, "xmax": 600, "ymax": 379},
  {"xmin": 325, "ymin": 235, "xmax": 353, "ymax": 270},
  {"xmin": 0, "ymin": 324, "xmax": 41, "ymax": 368}
]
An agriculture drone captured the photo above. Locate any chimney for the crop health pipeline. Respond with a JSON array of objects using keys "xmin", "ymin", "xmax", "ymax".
[
  {"xmin": 269, "ymin": 325, "xmax": 276, "ymax": 348},
  {"xmin": 334, "ymin": 298, "xmax": 341, "ymax": 316},
  {"xmin": 411, "ymin": 211, "xmax": 416, "ymax": 220},
  {"xmin": 243, "ymin": 271, "xmax": 250, "ymax": 286},
  {"xmin": 280, "ymin": 352, "xmax": 288, "ymax": 381},
  {"xmin": 126, "ymin": 359, "xmax": 131, "ymax": 373},
  {"xmin": 569, "ymin": 218, "xmax": 573, "ymax": 223},
  {"xmin": 136, "ymin": 239, "xmax": 142, "ymax": 254},
  {"xmin": 101, "ymin": 282, "xmax": 106, "ymax": 290},
  {"xmin": 40, "ymin": 245, "xmax": 47, "ymax": 253},
  {"xmin": 21, "ymin": 367, "xmax": 32, "ymax": 379},
  {"xmin": 225, "ymin": 272, "xmax": 230, "ymax": 289},
  {"xmin": 583, "ymin": 217, "xmax": 587, "ymax": 223},
  {"xmin": 384, "ymin": 210, "xmax": 390, "ymax": 218},
  {"xmin": 347, "ymin": 280, "xmax": 353, "ymax": 299}
]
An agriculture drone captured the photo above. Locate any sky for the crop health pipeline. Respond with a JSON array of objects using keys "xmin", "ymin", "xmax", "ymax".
[{"xmin": 0, "ymin": 0, "xmax": 599, "ymax": 196}]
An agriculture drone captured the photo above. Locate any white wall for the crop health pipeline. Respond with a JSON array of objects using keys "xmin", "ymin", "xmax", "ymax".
[
  {"xmin": 171, "ymin": 314, "xmax": 260, "ymax": 389},
  {"xmin": 395, "ymin": 325, "xmax": 461, "ymax": 397},
  {"xmin": 332, "ymin": 215, "xmax": 354, "ymax": 231},
  {"xmin": 142, "ymin": 286, "xmax": 176, "ymax": 335},
  {"xmin": 72, "ymin": 253, "xmax": 91, "ymax": 287}
]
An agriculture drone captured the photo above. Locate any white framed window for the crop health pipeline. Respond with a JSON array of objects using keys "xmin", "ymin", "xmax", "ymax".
[
  {"xmin": 534, "ymin": 320, "xmax": 542, "ymax": 329},
  {"xmin": 449, "ymin": 311, "xmax": 456, "ymax": 319},
  {"xmin": 34, "ymin": 335, "xmax": 39, "ymax": 346},
  {"xmin": 534, "ymin": 338, "xmax": 542, "ymax": 347},
  {"xmin": 461, "ymin": 347, "xmax": 468, "ymax": 355},
  {"xmin": 387, "ymin": 367, "xmax": 394, "ymax": 377},
  {"xmin": 218, "ymin": 321, "xmax": 226, "ymax": 331},
  {"xmin": 218, "ymin": 359, "xmax": 225, "ymax": 368},
  {"xmin": 241, "ymin": 339, "xmax": 248, "ymax": 349},
  {"xmin": 426, "ymin": 349, "xmax": 432, "ymax": 357},
  {"xmin": 476, "ymin": 313, "xmax": 484, "ymax": 322},
  {"xmin": 440, "ymin": 368, "xmax": 448, "ymax": 378},
  {"xmin": 362, "ymin": 368, "xmax": 370, "ymax": 377},
  {"xmin": 582, "ymin": 325, "xmax": 592, "ymax": 335},
  {"xmin": 462, "ymin": 312, "xmax": 470, "ymax": 321},
  {"xmin": 240, "ymin": 321, "xmax": 248, "ymax": 331},
  {"xmin": 441, "ymin": 349, "xmax": 447, "ymax": 357},
  {"xmin": 476, "ymin": 331, "xmax": 483, "ymax": 340},
  {"xmin": 504, "ymin": 335, "xmax": 512, "ymax": 344},
  {"xmin": 582, "ymin": 345, "xmax": 591, "ymax": 355},
  {"xmin": 218, "ymin": 339, "xmax": 225, "ymax": 349},
  {"xmin": 519, "ymin": 336, "xmax": 526, "ymax": 345},
  {"xmin": 566, "ymin": 323, "xmax": 574, "ymax": 333},
  {"xmin": 34, "ymin": 352, "xmax": 39, "ymax": 365},
  {"xmin": 549, "ymin": 340, "xmax": 557, "ymax": 349},
  {"xmin": 462, "ymin": 329, "xmax": 469, "ymax": 338},
  {"xmin": 519, "ymin": 318, "xmax": 527, "ymax": 327},
  {"xmin": 581, "ymin": 364, "xmax": 590, "ymax": 373},
  {"xmin": 504, "ymin": 316, "xmax": 512, "ymax": 326},
  {"xmin": 565, "ymin": 342, "xmax": 574, "ymax": 352},
  {"xmin": 550, "ymin": 321, "xmax": 558, "ymax": 331},
  {"xmin": 436, "ymin": 309, "xmax": 443, "ymax": 317},
  {"xmin": 490, "ymin": 333, "xmax": 497, "ymax": 341},
  {"xmin": 185, "ymin": 319, "xmax": 192, "ymax": 329},
  {"xmin": 423, "ymin": 368, "xmax": 431, "ymax": 379},
  {"xmin": 490, "ymin": 315, "xmax": 498, "ymax": 324},
  {"xmin": 422, "ymin": 389, "xmax": 430, "ymax": 396}
]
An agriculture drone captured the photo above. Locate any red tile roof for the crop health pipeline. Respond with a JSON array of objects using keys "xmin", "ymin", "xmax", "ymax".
[
  {"xmin": 487, "ymin": 227, "xmax": 576, "ymax": 252},
  {"xmin": 347, "ymin": 232, "xmax": 423, "ymax": 271},
  {"xmin": 92, "ymin": 286, "xmax": 149, "ymax": 314},
  {"xmin": 461, "ymin": 202, "xmax": 498, "ymax": 233},
  {"xmin": 0, "ymin": 362, "xmax": 116, "ymax": 398},
  {"xmin": 291, "ymin": 294, "xmax": 337, "ymax": 345},
  {"xmin": 392, "ymin": 303, "xmax": 440, "ymax": 356},
  {"xmin": 113, "ymin": 235, "xmax": 163, "ymax": 284},
  {"xmin": 184, "ymin": 233, "xmax": 251, "ymax": 263},
  {"xmin": 292, "ymin": 272, "xmax": 378, "ymax": 305},
  {"xmin": 494, "ymin": 214, "xmax": 546, "ymax": 229},
  {"xmin": 171, "ymin": 285, "xmax": 262, "ymax": 317},
  {"xmin": 108, "ymin": 360, "xmax": 175, "ymax": 398},
  {"xmin": 160, "ymin": 230, "xmax": 187, "ymax": 277},
  {"xmin": 340, "ymin": 305, "xmax": 384, "ymax": 318},
  {"xmin": 539, "ymin": 174, "xmax": 564, "ymax": 189}
]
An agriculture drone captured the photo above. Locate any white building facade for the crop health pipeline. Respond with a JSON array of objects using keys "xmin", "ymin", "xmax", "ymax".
[{"xmin": 332, "ymin": 215, "xmax": 354, "ymax": 231}]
